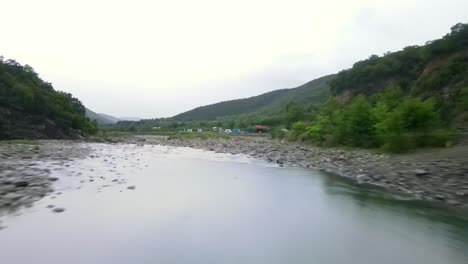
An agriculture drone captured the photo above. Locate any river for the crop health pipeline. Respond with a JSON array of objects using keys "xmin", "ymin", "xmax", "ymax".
[{"xmin": 0, "ymin": 143, "xmax": 467, "ymax": 264}]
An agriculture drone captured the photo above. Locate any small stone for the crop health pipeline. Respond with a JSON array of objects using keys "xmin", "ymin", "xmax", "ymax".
[
  {"xmin": 52, "ymin": 207, "xmax": 66, "ymax": 213},
  {"xmin": 412, "ymin": 169, "xmax": 429, "ymax": 176},
  {"xmin": 14, "ymin": 181, "xmax": 29, "ymax": 187},
  {"xmin": 4, "ymin": 192, "xmax": 23, "ymax": 200},
  {"xmin": 356, "ymin": 174, "xmax": 370, "ymax": 181},
  {"xmin": 48, "ymin": 177, "xmax": 59, "ymax": 182},
  {"xmin": 447, "ymin": 199, "xmax": 460, "ymax": 206},
  {"xmin": 46, "ymin": 204, "xmax": 55, "ymax": 209},
  {"xmin": 127, "ymin": 186, "xmax": 136, "ymax": 190}
]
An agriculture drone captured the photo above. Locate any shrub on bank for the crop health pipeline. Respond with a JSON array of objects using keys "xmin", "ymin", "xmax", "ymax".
[{"xmin": 298, "ymin": 86, "xmax": 455, "ymax": 153}]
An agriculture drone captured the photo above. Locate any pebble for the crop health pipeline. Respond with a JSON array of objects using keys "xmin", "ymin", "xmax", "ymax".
[
  {"xmin": 52, "ymin": 207, "xmax": 66, "ymax": 213},
  {"xmin": 412, "ymin": 169, "xmax": 429, "ymax": 176}
]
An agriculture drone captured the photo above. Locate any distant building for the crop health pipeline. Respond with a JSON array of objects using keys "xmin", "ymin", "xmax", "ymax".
[
  {"xmin": 187, "ymin": 129, "xmax": 193, "ymax": 133},
  {"xmin": 254, "ymin": 125, "xmax": 269, "ymax": 133},
  {"xmin": 197, "ymin": 128, "xmax": 203, "ymax": 132}
]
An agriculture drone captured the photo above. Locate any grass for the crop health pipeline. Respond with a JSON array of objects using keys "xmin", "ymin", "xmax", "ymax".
[
  {"xmin": 0, "ymin": 139, "xmax": 41, "ymax": 145},
  {"xmin": 167, "ymin": 132, "xmax": 229, "ymax": 140}
]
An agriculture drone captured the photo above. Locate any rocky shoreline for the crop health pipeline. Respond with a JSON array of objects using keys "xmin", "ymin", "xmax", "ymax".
[
  {"xmin": 1, "ymin": 136, "xmax": 467, "ymax": 217},
  {"xmin": 0, "ymin": 141, "xmax": 91, "ymax": 213},
  {"xmin": 140, "ymin": 135, "xmax": 468, "ymax": 211}
]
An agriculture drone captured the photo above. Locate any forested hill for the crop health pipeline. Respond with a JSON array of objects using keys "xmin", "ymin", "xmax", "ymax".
[
  {"xmin": 330, "ymin": 23, "xmax": 468, "ymax": 125},
  {"xmin": 0, "ymin": 57, "xmax": 97, "ymax": 139},
  {"xmin": 171, "ymin": 23, "xmax": 467, "ymax": 124},
  {"xmin": 172, "ymin": 75, "xmax": 333, "ymax": 121}
]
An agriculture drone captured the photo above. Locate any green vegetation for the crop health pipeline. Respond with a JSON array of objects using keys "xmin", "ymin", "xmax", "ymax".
[
  {"xmin": 0, "ymin": 139, "xmax": 41, "ymax": 145},
  {"xmin": 330, "ymin": 23, "xmax": 468, "ymax": 124},
  {"xmin": 108, "ymin": 75, "xmax": 332, "ymax": 133},
  {"xmin": 171, "ymin": 75, "xmax": 333, "ymax": 122},
  {"xmin": 285, "ymin": 87, "xmax": 454, "ymax": 152},
  {"xmin": 0, "ymin": 57, "xmax": 98, "ymax": 139},
  {"xmin": 167, "ymin": 132, "xmax": 229, "ymax": 140},
  {"xmin": 107, "ymin": 23, "xmax": 467, "ymax": 154}
]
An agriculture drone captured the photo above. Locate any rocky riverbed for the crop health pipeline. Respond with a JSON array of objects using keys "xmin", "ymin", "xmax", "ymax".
[
  {"xmin": 1, "ymin": 136, "xmax": 467, "ymax": 219},
  {"xmin": 140, "ymin": 135, "xmax": 468, "ymax": 211},
  {"xmin": 0, "ymin": 141, "xmax": 91, "ymax": 213}
]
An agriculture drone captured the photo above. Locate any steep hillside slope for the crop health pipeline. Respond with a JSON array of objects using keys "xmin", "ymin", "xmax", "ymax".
[
  {"xmin": 172, "ymin": 75, "xmax": 333, "ymax": 121},
  {"xmin": 0, "ymin": 58, "xmax": 97, "ymax": 139},
  {"xmin": 330, "ymin": 23, "xmax": 468, "ymax": 127}
]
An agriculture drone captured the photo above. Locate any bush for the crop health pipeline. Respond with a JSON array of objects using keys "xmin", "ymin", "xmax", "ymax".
[
  {"xmin": 289, "ymin": 122, "xmax": 307, "ymax": 141},
  {"xmin": 299, "ymin": 86, "xmax": 455, "ymax": 152},
  {"xmin": 306, "ymin": 125, "xmax": 323, "ymax": 142},
  {"xmin": 271, "ymin": 128, "xmax": 288, "ymax": 139},
  {"xmin": 428, "ymin": 129, "xmax": 455, "ymax": 147},
  {"xmin": 380, "ymin": 133, "xmax": 414, "ymax": 153}
]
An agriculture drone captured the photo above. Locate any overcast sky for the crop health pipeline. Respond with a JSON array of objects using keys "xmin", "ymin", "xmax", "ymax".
[{"xmin": 1, "ymin": 0, "xmax": 467, "ymax": 118}]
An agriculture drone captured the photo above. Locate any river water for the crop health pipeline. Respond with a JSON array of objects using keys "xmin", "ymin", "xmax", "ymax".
[{"xmin": 0, "ymin": 143, "xmax": 467, "ymax": 264}]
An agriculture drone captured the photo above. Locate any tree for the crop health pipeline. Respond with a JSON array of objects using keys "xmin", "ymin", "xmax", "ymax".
[{"xmin": 285, "ymin": 101, "xmax": 305, "ymax": 128}]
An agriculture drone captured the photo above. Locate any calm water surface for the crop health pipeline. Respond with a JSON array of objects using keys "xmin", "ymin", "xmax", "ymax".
[{"xmin": 0, "ymin": 143, "xmax": 467, "ymax": 264}]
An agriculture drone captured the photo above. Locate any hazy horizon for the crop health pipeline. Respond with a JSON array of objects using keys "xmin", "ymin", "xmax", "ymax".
[{"xmin": 2, "ymin": 0, "xmax": 467, "ymax": 118}]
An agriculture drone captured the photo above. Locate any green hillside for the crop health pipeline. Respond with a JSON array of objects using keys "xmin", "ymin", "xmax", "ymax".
[
  {"xmin": 330, "ymin": 23, "xmax": 468, "ymax": 127},
  {"xmin": 172, "ymin": 74, "xmax": 333, "ymax": 121},
  {"xmin": 0, "ymin": 57, "xmax": 97, "ymax": 139},
  {"xmin": 283, "ymin": 23, "xmax": 468, "ymax": 152},
  {"xmin": 112, "ymin": 22, "xmax": 468, "ymax": 150}
]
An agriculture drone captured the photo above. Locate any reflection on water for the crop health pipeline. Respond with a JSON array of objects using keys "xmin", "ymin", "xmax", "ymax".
[{"xmin": 0, "ymin": 144, "xmax": 467, "ymax": 264}]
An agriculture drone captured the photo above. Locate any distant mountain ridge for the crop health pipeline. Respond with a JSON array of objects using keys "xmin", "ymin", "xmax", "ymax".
[
  {"xmin": 85, "ymin": 108, "xmax": 115, "ymax": 125},
  {"xmin": 85, "ymin": 109, "xmax": 142, "ymax": 125},
  {"xmin": 171, "ymin": 75, "xmax": 334, "ymax": 121},
  {"xmin": 99, "ymin": 113, "xmax": 121, "ymax": 123},
  {"xmin": 119, "ymin": 117, "xmax": 142, "ymax": 121}
]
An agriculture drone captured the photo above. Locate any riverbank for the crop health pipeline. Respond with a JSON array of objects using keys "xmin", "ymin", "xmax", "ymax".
[
  {"xmin": 0, "ymin": 141, "xmax": 91, "ymax": 211},
  {"xmin": 1, "ymin": 136, "xmax": 467, "ymax": 215},
  {"xmin": 137, "ymin": 135, "xmax": 468, "ymax": 211}
]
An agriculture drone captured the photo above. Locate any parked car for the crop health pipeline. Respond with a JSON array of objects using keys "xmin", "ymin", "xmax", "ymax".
[{"xmin": 224, "ymin": 129, "xmax": 232, "ymax": 133}]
